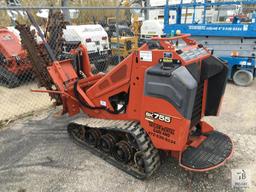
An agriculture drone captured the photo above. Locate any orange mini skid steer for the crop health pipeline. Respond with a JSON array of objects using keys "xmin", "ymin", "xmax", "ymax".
[{"xmin": 17, "ymin": 18, "xmax": 233, "ymax": 178}]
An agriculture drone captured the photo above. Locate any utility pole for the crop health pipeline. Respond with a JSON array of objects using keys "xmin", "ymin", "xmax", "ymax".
[
  {"xmin": 61, "ymin": 0, "xmax": 70, "ymax": 22},
  {"xmin": 144, "ymin": 0, "xmax": 150, "ymax": 20}
]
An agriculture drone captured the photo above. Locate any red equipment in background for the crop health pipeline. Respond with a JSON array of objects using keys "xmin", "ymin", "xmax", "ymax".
[{"xmin": 0, "ymin": 27, "xmax": 32, "ymax": 88}]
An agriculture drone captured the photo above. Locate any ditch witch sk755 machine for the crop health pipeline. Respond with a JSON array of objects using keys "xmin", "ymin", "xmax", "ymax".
[{"xmin": 17, "ymin": 13, "xmax": 233, "ymax": 179}]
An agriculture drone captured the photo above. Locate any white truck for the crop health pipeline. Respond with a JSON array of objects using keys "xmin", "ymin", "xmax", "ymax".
[
  {"xmin": 140, "ymin": 20, "xmax": 164, "ymax": 40},
  {"xmin": 63, "ymin": 24, "xmax": 111, "ymax": 72}
]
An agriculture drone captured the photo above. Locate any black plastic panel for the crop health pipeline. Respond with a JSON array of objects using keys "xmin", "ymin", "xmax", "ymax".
[
  {"xmin": 190, "ymin": 81, "xmax": 204, "ymax": 127},
  {"xmin": 201, "ymin": 56, "xmax": 228, "ymax": 116},
  {"xmin": 144, "ymin": 64, "xmax": 197, "ymax": 119},
  {"xmin": 186, "ymin": 62, "xmax": 201, "ymax": 83}
]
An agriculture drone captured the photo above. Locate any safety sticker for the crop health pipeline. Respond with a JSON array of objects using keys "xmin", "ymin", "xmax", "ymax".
[
  {"xmin": 100, "ymin": 100, "xmax": 107, "ymax": 107},
  {"xmin": 140, "ymin": 51, "xmax": 152, "ymax": 62}
]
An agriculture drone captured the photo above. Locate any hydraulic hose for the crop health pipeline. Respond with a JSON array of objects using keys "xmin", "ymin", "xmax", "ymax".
[{"xmin": 73, "ymin": 80, "xmax": 126, "ymax": 114}]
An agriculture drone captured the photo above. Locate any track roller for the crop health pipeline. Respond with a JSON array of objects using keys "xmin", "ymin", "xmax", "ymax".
[
  {"xmin": 68, "ymin": 123, "xmax": 85, "ymax": 140},
  {"xmin": 85, "ymin": 129, "xmax": 101, "ymax": 146},
  {"xmin": 99, "ymin": 134, "xmax": 117, "ymax": 153},
  {"xmin": 134, "ymin": 151, "xmax": 145, "ymax": 170},
  {"xmin": 113, "ymin": 140, "xmax": 133, "ymax": 164}
]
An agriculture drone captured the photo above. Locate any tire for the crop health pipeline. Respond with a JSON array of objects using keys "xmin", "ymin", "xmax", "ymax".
[
  {"xmin": 233, "ymin": 69, "xmax": 254, "ymax": 86},
  {"xmin": 0, "ymin": 66, "xmax": 20, "ymax": 88},
  {"xmin": 0, "ymin": 75, "xmax": 20, "ymax": 88}
]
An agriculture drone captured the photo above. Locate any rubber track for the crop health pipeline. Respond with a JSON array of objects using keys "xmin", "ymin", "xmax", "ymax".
[{"xmin": 67, "ymin": 117, "xmax": 161, "ymax": 179}]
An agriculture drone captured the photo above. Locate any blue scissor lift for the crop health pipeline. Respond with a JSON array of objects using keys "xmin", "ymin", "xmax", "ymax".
[{"xmin": 164, "ymin": 0, "xmax": 256, "ymax": 86}]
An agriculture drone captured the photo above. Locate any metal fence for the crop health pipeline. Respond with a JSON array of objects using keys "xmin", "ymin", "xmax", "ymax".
[
  {"xmin": 1, "ymin": 2, "xmax": 256, "ymax": 123},
  {"xmin": 0, "ymin": 6, "xmax": 148, "ymax": 123}
]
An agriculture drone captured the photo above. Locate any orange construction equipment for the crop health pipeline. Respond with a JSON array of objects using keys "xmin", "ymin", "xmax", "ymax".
[
  {"xmin": 0, "ymin": 27, "xmax": 31, "ymax": 88},
  {"xmin": 18, "ymin": 18, "xmax": 233, "ymax": 178}
]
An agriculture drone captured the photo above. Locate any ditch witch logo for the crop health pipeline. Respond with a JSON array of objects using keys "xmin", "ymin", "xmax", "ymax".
[{"xmin": 145, "ymin": 112, "xmax": 172, "ymax": 123}]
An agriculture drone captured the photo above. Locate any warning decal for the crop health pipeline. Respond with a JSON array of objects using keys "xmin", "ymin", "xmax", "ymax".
[{"xmin": 140, "ymin": 51, "xmax": 152, "ymax": 62}]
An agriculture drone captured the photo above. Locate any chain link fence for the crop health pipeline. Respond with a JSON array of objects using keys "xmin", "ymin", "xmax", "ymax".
[
  {"xmin": 0, "ymin": 6, "xmax": 148, "ymax": 123},
  {"xmin": 1, "ymin": 1, "xmax": 255, "ymax": 124}
]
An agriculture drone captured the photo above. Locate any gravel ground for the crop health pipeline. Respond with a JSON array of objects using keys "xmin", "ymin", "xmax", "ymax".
[
  {"xmin": 0, "ymin": 81, "xmax": 255, "ymax": 192},
  {"xmin": 0, "ymin": 82, "xmax": 52, "ymax": 122}
]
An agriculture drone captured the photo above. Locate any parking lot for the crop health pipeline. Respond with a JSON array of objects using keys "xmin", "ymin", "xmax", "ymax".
[{"xmin": 0, "ymin": 81, "xmax": 255, "ymax": 192}]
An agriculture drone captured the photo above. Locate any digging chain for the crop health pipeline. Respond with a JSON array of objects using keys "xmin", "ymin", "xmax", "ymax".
[
  {"xmin": 46, "ymin": 10, "xmax": 69, "ymax": 59},
  {"xmin": 16, "ymin": 24, "xmax": 62, "ymax": 105}
]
